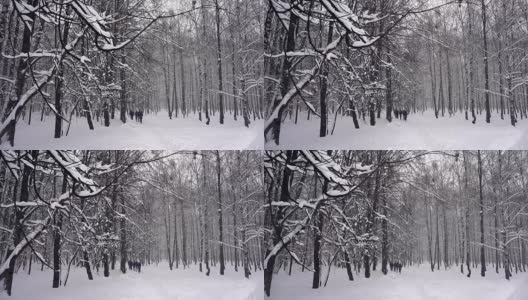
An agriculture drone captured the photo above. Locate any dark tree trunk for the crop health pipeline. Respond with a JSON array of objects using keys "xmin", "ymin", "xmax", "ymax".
[
  {"xmin": 1, "ymin": 0, "xmax": 37, "ymax": 146},
  {"xmin": 83, "ymin": 251, "xmax": 93, "ymax": 280},
  {"xmin": 264, "ymin": 151, "xmax": 295, "ymax": 296},
  {"xmin": 312, "ymin": 211, "xmax": 323, "ymax": 289},
  {"xmin": 463, "ymin": 151, "xmax": 472, "ymax": 277},
  {"xmin": 381, "ymin": 195, "xmax": 389, "ymax": 275},
  {"xmin": 203, "ymin": 156, "xmax": 211, "ymax": 276},
  {"xmin": 364, "ymin": 255, "xmax": 371, "ymax": 278},
  {"xmin": 120, "ymin": 53, "xmax": 127, "ymax": 123},
  {"xmin": 478, "ymin": 151, "xmax": 486, "ymax": 276},
  {"xmin": 481, "ymin": 0, "xmax": 491, "ymax": 123},
  {"xmin": 443, "ymin": 202, "xmax": 448, "ymax": 269},
  {"xmin": 180, "ymin": 42, "xmax": 187, "ymax": 117},
  {"xmin": 119, "ymin": 196, "xmax": 127, "ymax": 274},
  {"xmin": 52, "ymin": 176, "xmax": 67, "ymax": 288},
  {"xmin": 345, "ymin": 251, "xmax": 354, "ymax": 281},
  {"xmin": 215, "ymin": 0, "xmax": 225, "ymax": 124},
  {"xmin": 385, "ymin": 50, "xmax": 393, "ymax": 122},
  {"xmin": 201, "ymin": 0, "xmax": 210, "ymax": 125},
  {"xmin": 468, "ymin": 2, "xmax": 476, "ymax": 124},
  {"xmin": 216, "ymin": 151, "xmax": 225, "ymax": 275},
  {"xmin": 267, "ymin": 3, "xmax": 299, "ymax": 144},
  {"xmin": 2, "ymin": 151, "xmax": 33, "ymax": 294},
  {"xmin": 54, "ymin": 13, "xmax": 70, "ymax": 139},
  {"xmin": 319, "ymin": 22, "xmax": 334, "ymax": 137},
  {"xmin": 180, "ymin": 200, "xmax": 187, "ymax": 268},
  {"xmin": 312, "ymin": 176, "xmax": 327, "ymax": 289}
]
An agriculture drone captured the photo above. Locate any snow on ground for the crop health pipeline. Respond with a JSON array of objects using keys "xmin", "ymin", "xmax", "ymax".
[
  {"xmin": 268, "ymin": 111, "xmax": 528, "ymax": 150},
  {"xmin": 4, "ymin": 111, "xmax": 263, "ymax": 150},
  {"xmin": 3, "ymin": 264, "xmax": 262, "ymax": 300},
  {"xmin": 269, "ymin": 264, "xmax": 528, "ymax": 300}
]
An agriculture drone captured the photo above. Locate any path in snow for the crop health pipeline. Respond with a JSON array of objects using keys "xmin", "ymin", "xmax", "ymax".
[
  {"xmin": 268, "ymin": 111, "xmax": 528, "ymax": 150},
  {"xmin": 5, "ymin": 111, "xmax": 263, "ymax": 150},
  {"xmin": 270, "ymin": 264, "xmax": 528, "ymax": 300},
  {"xmin": 508, "ymin": 275, "xmax": 528, "ymax": 300},
  {"xmin": 4, "ymin": 265, "xmax": 262, "ymax": 300}
]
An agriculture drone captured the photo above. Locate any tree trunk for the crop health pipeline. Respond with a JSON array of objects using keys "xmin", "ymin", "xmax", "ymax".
[
  {"xmin": 203, "ymin": 154, "xmax": 211, "ymax": 276},
  {"xmin": 180, "ymin": 199, "xmax": 187, "ymax": 268},
  {"xmin": 215, "ymin": 0, "xmax": 225, "ymax": 124},
  {"xmin": 463, "ymin": 151, "xmax": 471, "ymax": 277},
  {"xmin": 312, "ymin": 174, "xmax": 327, "ymax": 289},
  {"xmin": 216, "ymin": 151, "xmax": 225, "ymax": 275},
  {"xmin": 52, "ymin": 176, "xmax": 67, "ymax": 288},
  {"xmin": 381, "ymin": 193, "xmax": 389, "ymax": 275},
  {"xmin": 385, "ymin": 50, "xmax": 393, "ymax": 122},
  {"xmin": 467, "ymin": 1, "xmax": 476, "ymax": 124},
  {"xmin": 201, "ymin": 0, "xmax": 210, "ymax": 125},
  {"xmin": 481, "ymin": 0, "xmax": 491, "ymax": 123},
  {"xmin": 345, "ymin": 251, "xmax": 354, "ymax": 281},
  {"xmin": 478, "ymin": 150, "xmax": 486, "ymax": 276},
  {"xmin": 266, "ymin": 2, "xmax": 299, "ymax": 144},
  {"xmin": 1, "ymin": 0, "xmax": 37, "ymax": 146},
  {"xmin": 264, "ymin": 151, "xmax": 295, "ymax": 296},
  {"xmin": 1, "ymin": 153, "xmax": 32, "ymax": 294},
  {"xmin": 179, "ymin": 40, "xmax": 186, "ymax": 117},
  {"xmin": 443, "ymin": 202, "xmax": 449, "ymax": 269},
  {"xmin": 319, "ymin": 22, "xmax": 334, "ymax": 137},
  {"xmin": 54, "ymin": 12, "xmax": 71, "ymax": 138},
  {"xmin": 119, "ymin": 195, "xmax": 127, "ymax": 274}
]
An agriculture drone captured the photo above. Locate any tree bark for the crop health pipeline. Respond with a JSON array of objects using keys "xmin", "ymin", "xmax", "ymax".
[
  {"xmin": 481, "ymin": 0, "xmax": 491, "ymax": 123},
  {"xmin": 52, "ymin": 175, "xmax": 67, "ymax": 288},
  {"xmin": 478, "ymin": 150, "xmax": 486, "ymax": 276},
  {"xmin": 214, "ymin": 0, "xmax": 225, "ymax": 124},
  {"xmin": 216, "ymin": 151, "xmax": 225, "ymax": 275},
  {"xmin": 1, "ymin": 0, "xmax": 38, "ymax": 146},
  {"xmin": 119, "ymin": 195, "xmax": 127, "ymax": 274},
  {"xmin": 319, "ymin": 22, "xmax": 334, "ymax": 137}
]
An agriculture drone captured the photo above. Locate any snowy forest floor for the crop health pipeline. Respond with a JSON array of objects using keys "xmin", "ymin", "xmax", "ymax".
[
  {"xmin": 4, "ymin": 111, "xmax": 263, "ymax": 150},
  {"xmin": 3, "ymin": 264, "xmax": 262, "ymax": 300},
  {"xmin": 269, "ymin": 111, "xmax": 528, "ymax": 149},
  {"xmin": 269, "ymin": 264, "xmax": 528, "ymax": 300}
]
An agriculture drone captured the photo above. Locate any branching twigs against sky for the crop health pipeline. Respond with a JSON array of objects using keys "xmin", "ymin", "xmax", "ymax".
[
  {"xmin": 0, "ymin": 150, "xmax": 104, "ymax": 280},
  {"xmin": 0, "ymin": 1, "xmax": 214, "ymax": 146},
  {"xmin": 264, "ymin": 150, "xmax": 375, "ymax": 269},
  {"xmin": 0, "ymin": 150, "xmax": 265, "ymax": 296},
  {"xmin": 265, "ymin": 150, "xmax": 528, "ymax": 297},
  {"xmin": 264, "ymin": 0, "xmax": 431, "ymax": 143},
  {"xmin": 0, "ymin": 150, "xmax": 181, "ymax": 270}
]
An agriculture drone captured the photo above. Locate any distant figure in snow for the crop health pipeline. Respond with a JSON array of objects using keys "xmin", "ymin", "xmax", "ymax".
[
  {"xmin": 390, "ymin": 261, "xmax": 394, "ymax": 271},
  {"xmin": 402, "ymin": 110, "xmax": 408, "ymax": 121},
  {"xmin": 128, "ymin": 260, "xmax": 141, "ymax": 272},
  {"xmin": 129, "ymin": 110, "xmax": 134, "ymax": 121},
  {"xmin": 139, "ymin": 111, "xmax": 143, "ymax": 124},
  {"xmin": 394, "ymin": 110, "xmax": 400, "ymax": 119},
  {"xmin": 394, "ymin": 261, "xmax": 402, "ymax": 273}
]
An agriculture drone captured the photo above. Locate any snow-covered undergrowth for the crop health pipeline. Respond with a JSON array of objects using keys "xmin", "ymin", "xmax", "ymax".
[
  {"xmin": 5, "ymin": 111, "xmax": 263, "ymax": 150},
  {"xmin": 269, "ymin": 264, "xmax": 528, "ymax": 300},
  {"xmin": 4, "ymin": 264, "xmax": 262, "ymax": 300},
  {"xmin": 269, "ymin": 111, "xmax": 528, "ymax": 149}
]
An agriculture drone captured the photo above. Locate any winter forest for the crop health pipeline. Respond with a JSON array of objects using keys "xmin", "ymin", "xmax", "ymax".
[
  {"xmin": 4, "ymin": 0, "xmax": 528, "ymax": 300},
  {"xmin": 0, "ymin": 0, "xmax": 264, "ymax": 149},
  {"xmin": 264, "ymin": 150, "xmax": 528, "ymax": 299},
  {"xmin": 0, "ymin": 150, "xmax": 264, "ymax": 300},
  {"xmin": 264, "ymin": 0, "xmax": 528, "ymax": 149}
]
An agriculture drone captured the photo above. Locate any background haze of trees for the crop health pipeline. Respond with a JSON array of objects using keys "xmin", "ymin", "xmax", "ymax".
[
  {"xmin": 264, "ymin": 150, "xmax": 528, "ymax": 297},
  {"xmin": 0, "ymin": 150, "xmax": 264, "ymax": 296}
]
